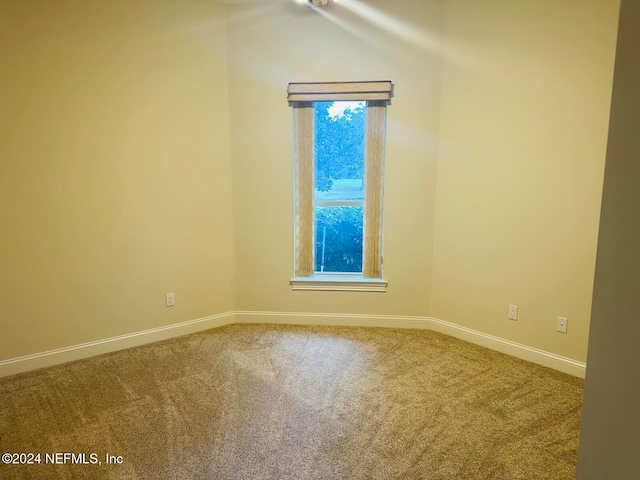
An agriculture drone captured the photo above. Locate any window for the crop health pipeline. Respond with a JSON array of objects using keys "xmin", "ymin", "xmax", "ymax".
[
  {"xmin": 314, "ymin": 100, "xmax": 365, "ymax": 274},
  {"xmin": 288, "ymin": 81, "xmax": 392, "ymax": 291}
]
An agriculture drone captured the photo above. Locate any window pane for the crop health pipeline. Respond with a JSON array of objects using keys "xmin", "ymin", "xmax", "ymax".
[
  {"xmin": 314, "ymin": 101, "xmax": 365, "ymax": 202},
  {"xmin": 315, "ymin": 206, "xmax": 363, "ymax": 273}
]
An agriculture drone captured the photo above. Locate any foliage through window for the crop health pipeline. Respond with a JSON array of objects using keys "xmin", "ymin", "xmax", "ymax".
[
  {"xmin": 314, "ymin": 101, "xmax": 365, "ymax": 273},
  {"xmin": 289, "ymin": 81, "xmax": 392, "ymax": 280}
]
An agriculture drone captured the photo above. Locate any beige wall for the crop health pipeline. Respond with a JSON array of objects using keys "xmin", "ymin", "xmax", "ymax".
[
  {"xmin": 577, "ymin": 1, "xmax": 640, "ymax": 476},
  {"xmin": 0, "ymin": 0, "xmax": 621, "ymax": 367},
  {"xmin": 227, "ymin": 0, "xmax": 444, "ymax": 316},
  {"xmin": 430, "ymin": 0, "xmax": 619, "ymax": 361},
  {"xmin": 228, "ymin": 0, "xmax": 618, "ymax": 362},
  {"xmin": 0, "ymin": 0, "xmax": 235, "ymax": 360}
]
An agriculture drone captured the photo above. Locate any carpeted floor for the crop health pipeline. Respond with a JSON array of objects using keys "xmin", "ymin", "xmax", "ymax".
[{"xmin": 0, "ymin": 324, "xmax": 583, "ymax": 479}]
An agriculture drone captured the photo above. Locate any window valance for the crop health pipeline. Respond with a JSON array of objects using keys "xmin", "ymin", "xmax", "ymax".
[{"xmin": 287, "ymin": 81, "xmax": 393, "ymax": 105}]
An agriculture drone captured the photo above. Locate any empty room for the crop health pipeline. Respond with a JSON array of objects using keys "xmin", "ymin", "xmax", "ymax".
[{"xmin": 1, "ymin": 0, "xmax": 638, "ymax": 479}]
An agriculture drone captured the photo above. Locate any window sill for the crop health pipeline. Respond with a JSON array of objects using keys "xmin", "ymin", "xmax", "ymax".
[{"xmin": 290, "ymin": 276, "xmax": 387, "ymax": 292}]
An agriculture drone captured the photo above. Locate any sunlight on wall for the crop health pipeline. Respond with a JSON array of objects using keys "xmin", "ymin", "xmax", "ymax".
[
  {"xmin": 227, "ymin": 0, "xmax": 444, "ymax": 317},
  {"xmin": 337, "ymin": 0, "xmax": 440, "ymax": 54},
  {"xmin": 314, "ymin": 1, "xmax": 472, "ymax": 79}
]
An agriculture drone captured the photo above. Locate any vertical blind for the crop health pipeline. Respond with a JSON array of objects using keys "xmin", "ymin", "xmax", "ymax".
[
  {"xmin": 290, "ymin": 81, "xmax": 393, "ymax": 278},
  {"xmin": 362, "ymin": 101, "xmax": 387, "ymax": 278},
  {"xmin": 293, "ymin": 102, "xmax": 315, "ymax": 277}
]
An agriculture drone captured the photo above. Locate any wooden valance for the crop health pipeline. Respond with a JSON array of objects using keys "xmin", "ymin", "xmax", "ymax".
[{"xmin": 287, "ymin": 81, "xmax": 393, "ymax": 105}]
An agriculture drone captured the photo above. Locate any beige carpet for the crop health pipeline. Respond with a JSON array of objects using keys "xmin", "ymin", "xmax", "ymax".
[{"xmin": 0, "ymin": 324, "xmax": 583, "ymax": 479}]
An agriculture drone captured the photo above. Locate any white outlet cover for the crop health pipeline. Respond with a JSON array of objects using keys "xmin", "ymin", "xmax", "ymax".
[
  {"xmin": 165, "ymin": 293, "xmax": 175, "ymax": 307},
  {"xmin": 557, "ymin": 316, "xmax": 568, "ymax": 333}
]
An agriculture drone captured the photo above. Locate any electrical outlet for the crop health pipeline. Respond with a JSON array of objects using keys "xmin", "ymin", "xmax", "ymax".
[
  {"xmin": 557, "ymin": 316, "xmax": 567, "ymax": 334},
  {"xmin": 508, "ymin": 305, "xmax": 518, "ymax": 320},
  {"xmin": 165, "ymin": 293, "xmax": 175, "ymax": 307}
]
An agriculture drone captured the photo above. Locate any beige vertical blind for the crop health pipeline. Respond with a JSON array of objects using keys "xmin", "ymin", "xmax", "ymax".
[
  {"xmin": 362, "ymin": 101, "xmax": 387, "ymax": 278},
  {"xmin": 293, "ymin": 102, "xmax": 315, "ymax": 277},
  {"xmin": 290, "ymin": 81, "xmax": 393, "ymax": 279}
]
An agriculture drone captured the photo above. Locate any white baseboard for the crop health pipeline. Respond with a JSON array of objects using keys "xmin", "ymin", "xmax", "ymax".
[
  {"xmin": 236, "ymin": 311, "xmax": 586, "ymax": 378},
  {"xmin": 428, "ymin": 317, "xmax": 586, "ymax": 378},
  {"xmin": 235, "ymin": 310, "xmax": 431, "ymax": 329},
  {"xmin": 1, "ymin": 310, "xmax": 585, "ymax": 379},
  {"xmin": 0, "ymin": 312, "xmax": 235, "ymax": 378}
]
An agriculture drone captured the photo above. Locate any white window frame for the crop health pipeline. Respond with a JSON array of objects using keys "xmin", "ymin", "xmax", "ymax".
[{"xmin": 288, "ymin": 81, "xmax": 392, "ymax": 292}]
